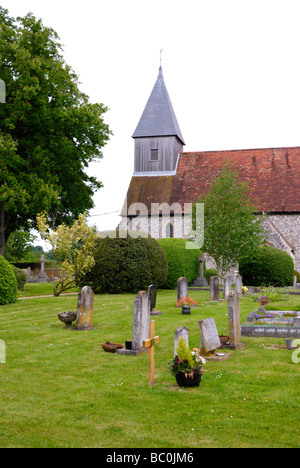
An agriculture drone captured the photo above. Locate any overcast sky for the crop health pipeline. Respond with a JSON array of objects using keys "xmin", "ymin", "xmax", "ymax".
[{"xmin": 2, "ymin": 0, "xmax": 300, "ymax": 235}]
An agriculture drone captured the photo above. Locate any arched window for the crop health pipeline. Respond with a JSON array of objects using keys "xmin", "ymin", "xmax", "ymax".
[{"xmin": 166, "ymin": 223, "xmax": 174, "ymax": 238}]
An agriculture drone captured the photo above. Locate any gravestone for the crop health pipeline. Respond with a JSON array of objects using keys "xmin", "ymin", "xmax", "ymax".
[
  {"xmin": 222, "ymin": 275, "xmax": 232, "ymax": 299},
  {"xmin": 174, "ymin": 327, "xmax": 189, "ymax": 357},
  {"xmin": 38, "ymin": 254, "xmax": 48, "ymax": 281},
  {"xmin": 210, "ymin": 276, "xmax": 219, "ymax": 301},
  {"xmin": 148, "ymin": 284, "xmax": 157, "ymax": 311},
  {"xmin": 148, "ymin": 284, "xmax": 162, "ymax": 315},
  {"xmin": 177, "ymin": 277, "xmax": 188, "ymax": 304},
  {"xmin": 75, "ymin": 286, "xmax": 95, "ymax": 330},
  {"xmin": 294, "ymin": 276, "xmax": 298, "ymax": 288},
  {"xmin": 198, "ymin": 318, "xmax": 231, "ymax": 361},
  {"xmin": 117, "ymin": 290, "xmax": 150, "ymax": 356},
  {"xmin": 226, "ymin": 291, "xmax": 246, "ymax": 350},
  {"xmin": 192, "ymin": 253, "xmax": 208, "ymax": 287},
  {"xmin": 235, "ymin": 275, "xmax": 243, "ymax": 296}
]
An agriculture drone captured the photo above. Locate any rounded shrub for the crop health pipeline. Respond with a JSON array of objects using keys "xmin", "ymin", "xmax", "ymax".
[
  {"xmin": 80, "ymin": 231, "xmax": 168, "ymax": 294},
  {"xmin": 12, "ymin": 266, "xmax": 27, "ymax": 290},
  {"xmin": 239, "ymin": 245, "xmax": 294, "ymax": 287},
  {"xmin": 0, "ymin": 255, "xmax": 18, "ymax": 305},
  {"xmin": 157, "ymin": 238, "xmax": 200, "ymax": 289}
]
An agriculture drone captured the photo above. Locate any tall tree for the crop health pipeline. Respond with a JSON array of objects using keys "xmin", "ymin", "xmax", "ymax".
[
  {"xmin": 194, "ymin": 161, "xmax": 267, "ymax": 277},
  {"xmin": 0, "ymin": 8, "xmax": 111, "ymax": 255}
]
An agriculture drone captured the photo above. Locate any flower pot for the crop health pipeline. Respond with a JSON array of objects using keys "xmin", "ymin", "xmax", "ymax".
[
  {"xmin": 181, "ymin": 307, "xmax": 191, "ymax": 315},
  {"xmin": 219, "ymin": 335, "xmax": 229, "ymax": 345},
  {"xmin": 175, "ymin": 368, "xmax": 202, "ymax": 387}
]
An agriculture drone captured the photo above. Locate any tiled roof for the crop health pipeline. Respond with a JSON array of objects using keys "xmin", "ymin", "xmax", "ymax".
[
  {"xmin": 132, "ymin": 67, "xmax": 185, "ymax": 145},
  {"xmin": 123, "ymin": 146, "xmax": 300, "ymax": 214}
]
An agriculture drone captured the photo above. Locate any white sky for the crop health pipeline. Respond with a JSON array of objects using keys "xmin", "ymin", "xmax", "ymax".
[{"xmin": 2, "ymin": 0, "xmax": 300, "ymax": 235}]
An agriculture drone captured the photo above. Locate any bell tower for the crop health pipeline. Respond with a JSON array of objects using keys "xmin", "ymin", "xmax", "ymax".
[{"xmin": 132, "ymin": 67, "xmax": 185, "ymax": 175}]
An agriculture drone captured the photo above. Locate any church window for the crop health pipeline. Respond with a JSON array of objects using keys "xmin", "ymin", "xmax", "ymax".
[
  {"xmin": 150, "ymin": 149, "xmax": 159, "ymax": 161},
  {"xmin": 166, "ymin": 223, "xmax": 174, "ymax": 238}
]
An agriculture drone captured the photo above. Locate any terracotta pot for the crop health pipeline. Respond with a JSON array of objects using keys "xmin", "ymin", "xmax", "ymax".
[{"xmin": 101, "ymin": 342, "xmax": 123, "ymax": 353}]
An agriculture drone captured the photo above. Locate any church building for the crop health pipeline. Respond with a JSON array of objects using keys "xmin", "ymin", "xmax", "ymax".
[{"xmin": 120, "ymin": 66, "xmax": 300, "ymax": 272}]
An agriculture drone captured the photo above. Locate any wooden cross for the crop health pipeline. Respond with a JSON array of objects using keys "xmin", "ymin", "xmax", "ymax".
[{"xmin": 143, "ymin": 320, "xmax": 160, "ymax": 387}]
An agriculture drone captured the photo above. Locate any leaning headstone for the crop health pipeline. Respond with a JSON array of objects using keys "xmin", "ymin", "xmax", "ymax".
[
  {"xmin": 177, "ymin": 277, "xmax": 188, "ymax": 305},
  {"xmin": 226, "ymin": 291, "xmax": 246, "ymax": 350},
  {"xmin": 174, "ymin": 327, "xmax": 189, "ymax": 357},
  {"xmin": 210, "ymin": 276, "xmax": 219, "ymax": 301},
  {"xmin": 117, "ymin": 290, "xmax": 150, "ymax": 356},
  {"xmin": 75, "ymin": 286, "xmax": 95, "ymax": 330},
  {"xmin": 198, "ymin": 318, "xmax": 231, "ymax": 361}
]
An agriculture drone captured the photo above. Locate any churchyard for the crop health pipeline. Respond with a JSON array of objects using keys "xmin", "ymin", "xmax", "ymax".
[{"xmin": 0, "ymin": 284, "xmax": 299, "ymax": 448}]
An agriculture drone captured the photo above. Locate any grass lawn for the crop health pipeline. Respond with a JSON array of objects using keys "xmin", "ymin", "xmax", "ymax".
[{"xmin": 0, "ymin": 286, "xmax": 299, "ymax": 448}]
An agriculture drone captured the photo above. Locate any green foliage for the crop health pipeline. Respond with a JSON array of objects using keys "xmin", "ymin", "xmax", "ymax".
[
  {"xmin": 0, "ymin": 254, "xmax": 17, "ymax": 304},
  {"xmin": 5, "ymin": 230, "xmax": 37, "ymax": 262},
  {"xmin": 204, "ymin": 268, "xmax": 218, "ymax": 283},
  {"xmin": 251, "ymin": 286, "xmax": 286, "ymax": 303},
  {"xmin": 194, "ymin": 161, "xmax": 266, "ymax": 277},
  {"xmin": 0, "ymin": 7, "xmax": 111, "ymax": 254},
  {"xmin": 37, "ymin": 212, "xmax": 98, "ymax": 296},
  {"xmin": 176, "ymin": 337, "xmax": 194, "ymax": 367},
  {"xmin": 157, "ymin": 238, "xmax": 200, "ymax": 289},
  {"xmin": 12, "ymin": 266, "xmax": 27, "ymax": 290},
  {"xmin": 239, "ymin": 245, "xmax": 294, "ymax": 287},
  {"xmin": 81, "ymin": 231, "xmax": 168, "ymax": 294}
]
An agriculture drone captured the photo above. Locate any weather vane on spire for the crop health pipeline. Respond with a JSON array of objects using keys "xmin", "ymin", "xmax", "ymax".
[{"xmin": 160, "ymin": 49, "xmax": 163, "ymax": 68}]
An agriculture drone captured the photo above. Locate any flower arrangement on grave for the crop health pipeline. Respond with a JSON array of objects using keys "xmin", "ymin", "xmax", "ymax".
[
  {"xmin": 257, "ymin": 295, "xmax": 270, "ymax": 306},
  {"xmin": 241, "ymin": 286, "xmax": 248, "ymax": 295},
  {"xmin": 247, "ymin": 311, "xmax": 276, "ymax": 322},
  {"xmin": 168, "ymin": 337, "xmax": 206, "ymax": 387},
  {"xmin": 176, "ymin": 296, "xmax": 197, "ymax": 308}
]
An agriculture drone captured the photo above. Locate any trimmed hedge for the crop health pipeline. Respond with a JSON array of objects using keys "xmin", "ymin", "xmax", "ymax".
[
  {"xmin": 157, "ymin": 238, "xmax": 201, "ymax": 289},
  {"xmin": 80, "ymin": 231, "xmax": 168, "ymax": 294},
  {"xmin": 0, "ymin": 255, "xmax": 18, "ymax": 305},
  {"xmin": 239, "ymin": 245, "xmax": 294, "ymax": 287}
]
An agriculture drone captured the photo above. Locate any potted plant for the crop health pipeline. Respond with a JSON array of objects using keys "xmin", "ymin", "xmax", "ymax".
[
  {"xmin": 168, "ymin": 337, "xmax": 206, "ymax": 387},
  {"xmin": 176, "ymin": 296, "xmax": 197, "ymax": 314}
]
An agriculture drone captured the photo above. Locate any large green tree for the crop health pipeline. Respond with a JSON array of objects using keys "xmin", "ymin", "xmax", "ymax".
[
  {"xmin": 0, "ymin": 8, "xmax": 111, "ymax": 255},
  {"xmin": 194, "ymin": 161, "xmax": 267, "ymax": 277}
]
